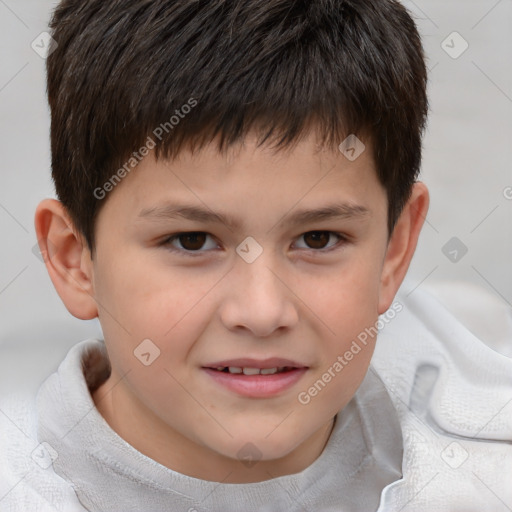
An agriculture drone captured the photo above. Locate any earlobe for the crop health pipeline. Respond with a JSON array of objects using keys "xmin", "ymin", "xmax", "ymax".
[
  {"xmin": 34, "ymin": 198, "xmax": 98, "ymax": 320},
  {"xmin": 378, "ymin": 182, "xmax": 430, "ymax": 314}
]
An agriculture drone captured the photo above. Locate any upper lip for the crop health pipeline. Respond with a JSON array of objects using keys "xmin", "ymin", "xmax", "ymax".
[{"xmin": 203, "ymin": 357, "xmax": 308, "ymax": 369}]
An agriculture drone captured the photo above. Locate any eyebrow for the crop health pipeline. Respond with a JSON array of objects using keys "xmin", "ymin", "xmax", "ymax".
[{"xmin": 137, "ymin": 201, "xmax": 370, "ymax": 230}]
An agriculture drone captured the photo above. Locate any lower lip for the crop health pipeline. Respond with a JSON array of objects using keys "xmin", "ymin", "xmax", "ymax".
[{"xmin": 202, "ymin": 368, "xmax": 308, "ymax": 398}]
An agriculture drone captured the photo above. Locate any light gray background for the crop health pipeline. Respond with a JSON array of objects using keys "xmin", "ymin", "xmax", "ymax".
[{"xmin": 1, "ymin": 0, "xmax": 511, "ymax": 395}]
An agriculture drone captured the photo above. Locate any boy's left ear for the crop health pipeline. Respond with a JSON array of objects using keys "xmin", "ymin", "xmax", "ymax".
[{"xmin": 378, "ymin": 182, "xmax": 429, "ymax": 314}]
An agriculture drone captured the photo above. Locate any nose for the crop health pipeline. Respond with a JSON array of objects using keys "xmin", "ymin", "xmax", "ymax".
[{"xmin": 218, "ymin": 250, "xmax": 299, "ymax": 338}]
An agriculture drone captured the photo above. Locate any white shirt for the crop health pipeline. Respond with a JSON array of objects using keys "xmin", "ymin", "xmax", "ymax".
[{"xmin": 1, "ymin": 286, "xmax": 511, "ymax": 511}]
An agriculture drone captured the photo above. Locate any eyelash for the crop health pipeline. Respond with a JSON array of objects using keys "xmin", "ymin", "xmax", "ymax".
[{"xmin": 159, "ymin": 231, "xmax": 349, "ymax": 257}]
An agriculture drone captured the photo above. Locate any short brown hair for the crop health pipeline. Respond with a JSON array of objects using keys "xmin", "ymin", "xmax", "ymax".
[{"xmin": 46, "ymin": 0, "xmax": 428, "ymax": 256}]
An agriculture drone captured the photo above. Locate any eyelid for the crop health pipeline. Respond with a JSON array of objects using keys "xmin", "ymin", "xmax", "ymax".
[{"xmin": 160, "ymin": 230, "xmax": 349, "ymax": 257}]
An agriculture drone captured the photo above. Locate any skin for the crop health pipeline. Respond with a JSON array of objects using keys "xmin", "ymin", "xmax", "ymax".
[{"xmin": 34, "ymin": 130, "xmax": 428, "ymax": 483}]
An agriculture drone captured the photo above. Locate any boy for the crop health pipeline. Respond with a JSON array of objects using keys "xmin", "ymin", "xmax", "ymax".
[{"xmin": 1, "ymin": 0, "xmax": 511, "ymax": 510}]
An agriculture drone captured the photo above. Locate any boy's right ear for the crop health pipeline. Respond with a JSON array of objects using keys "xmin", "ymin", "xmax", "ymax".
[{"xmin": 34, "ymin": 199, "xmax": 98, "ymax": 320}]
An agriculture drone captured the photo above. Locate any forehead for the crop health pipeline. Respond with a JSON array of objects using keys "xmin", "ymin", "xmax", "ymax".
[{"xmin": 98, "ymin": 132, "xmax": 384, "ymax": 230}]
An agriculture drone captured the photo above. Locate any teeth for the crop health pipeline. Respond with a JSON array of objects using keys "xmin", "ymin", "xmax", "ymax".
[
  {"xmin": 242, "ymin": 367, "xmax": 261, "ymax": 375},
  {"xmin": 214, "ymin": 366, "xmax": 286, "ymax": 375},
  {"xmin": 213, "ymin": 366, "xmax": 293, "ymax": 375}
]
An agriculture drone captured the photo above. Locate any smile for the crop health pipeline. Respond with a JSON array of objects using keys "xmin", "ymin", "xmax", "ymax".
[{"xmin": 202, "ymin": 366, "xmax": 308, "ymax": 398}]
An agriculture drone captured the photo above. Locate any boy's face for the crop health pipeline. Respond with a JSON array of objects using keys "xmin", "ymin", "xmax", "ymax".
[{"xmin": 41, "ymin": 130, "xmax": 426, "ymax": 482}]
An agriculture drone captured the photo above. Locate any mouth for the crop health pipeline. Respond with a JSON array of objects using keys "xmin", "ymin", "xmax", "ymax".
[
  {"xmin": 210, "ymin": 366, "xmax": 298, "ymax": 375},
  {"xmin": 202, "ymin": 358, "xmax": 309, "ymax": 398}
]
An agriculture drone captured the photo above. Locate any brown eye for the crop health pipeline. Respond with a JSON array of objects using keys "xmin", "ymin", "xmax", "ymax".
[
  {"xmin": 303, "ymin": 231, "xmax": 330, "ymax": 249},
  {"xmin": 176, "ymin": 232, "xmax": 207, "ymax": 251},
  {"xmin": 162, "ymin": 232, "xmax": 218, "ymax": 255},
  {"xmin": 294, "ymin": 231, "xmax": 347, "ymax": 252}
]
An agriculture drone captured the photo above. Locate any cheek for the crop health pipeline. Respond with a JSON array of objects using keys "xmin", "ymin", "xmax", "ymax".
[
  {"xmin": 299, "ymin": 254, "xmax": 382, "ymax": 405},
  {"xmin": 312, "ymin": 255, "xmax": 382, "ymax": 339},
  {"xmin": 95, "ymin": 251, "xmax": 216, "ymax": 339}
]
